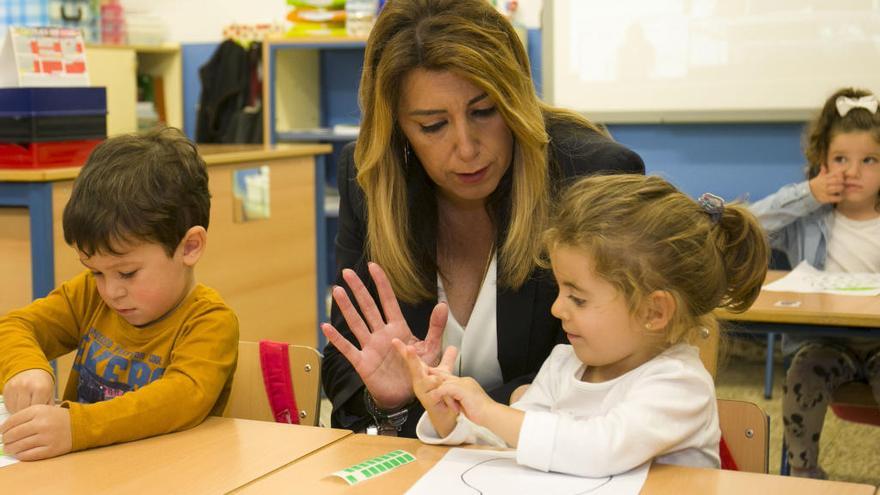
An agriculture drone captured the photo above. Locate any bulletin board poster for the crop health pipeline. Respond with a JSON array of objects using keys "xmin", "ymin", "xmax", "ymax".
[{"xmin": 0, "ymin": 26, "xmax": 89, "ymax": 87}]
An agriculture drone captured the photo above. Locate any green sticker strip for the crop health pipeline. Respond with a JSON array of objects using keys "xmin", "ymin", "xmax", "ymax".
[{"xmin": 332, "ymin": 449, "xmax": 415, "ymax": 485}]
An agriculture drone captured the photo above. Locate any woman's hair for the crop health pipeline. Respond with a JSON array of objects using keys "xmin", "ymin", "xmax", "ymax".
[
  {"xmin": 804, "ymin": 87, "xmax": 880, "ymax": 180},
  {"xmin": 356, "ymin": 0, "xmax": 604, "ymax": 303},
  {"xmin": 543, "ymin": 174, "xmax": 769, "ymax": 346}
]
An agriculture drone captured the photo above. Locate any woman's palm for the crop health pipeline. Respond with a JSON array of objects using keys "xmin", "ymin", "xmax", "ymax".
[{"xmin": 321, "ymin": 263, "xmax": 447, "ymax": 409}]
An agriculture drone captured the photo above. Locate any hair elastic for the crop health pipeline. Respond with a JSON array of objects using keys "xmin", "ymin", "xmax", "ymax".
[
  {"xmin": 697, "ymin": 192, "xmax": 725, "ymax": 225},
  {"xmin": 835, "ymin": 95, "xmax": 879, "ymax": 117}
]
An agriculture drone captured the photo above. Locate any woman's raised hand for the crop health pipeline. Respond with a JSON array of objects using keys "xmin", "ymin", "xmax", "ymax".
[{"xmin": 320, "ymin": 262, "xmax": 448, "ymax": 409}]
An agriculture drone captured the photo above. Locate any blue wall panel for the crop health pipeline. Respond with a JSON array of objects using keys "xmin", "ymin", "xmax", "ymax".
[{"xmin": 608, "ymin": 123, "xmax": 807, "ymax": 203}]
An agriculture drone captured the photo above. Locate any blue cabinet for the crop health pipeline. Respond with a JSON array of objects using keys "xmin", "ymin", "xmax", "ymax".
[{"xmin": 264, "ymin": 37, "xmax": 367, "ymax": 347}]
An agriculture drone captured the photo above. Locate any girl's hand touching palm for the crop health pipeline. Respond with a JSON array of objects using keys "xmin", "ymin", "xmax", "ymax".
[
  {"xmin": 321, "ymin": 262, "xmax": 448, "ymax": 410},
  {"xmin": 394, "ymin": 339, "xmax": 459, "ymax": 437}
]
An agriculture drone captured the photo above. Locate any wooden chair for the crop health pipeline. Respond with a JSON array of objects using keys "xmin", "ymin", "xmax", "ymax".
[
  {"xmin": 224, "ymin": 341, "xmax": 322, "ymax": 426},
  {"xmin": 829, "ymin": 381, "xmax": 880, "ymax": 426},
  {"xmin": 717, "ymin": 398, "xmax": 769, "ymax": 473}
]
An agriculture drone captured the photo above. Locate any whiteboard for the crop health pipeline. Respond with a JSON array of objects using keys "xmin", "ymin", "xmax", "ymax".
[{"xmin": 543, "ymin": 0, "xmax": 880, "ymax": 122}]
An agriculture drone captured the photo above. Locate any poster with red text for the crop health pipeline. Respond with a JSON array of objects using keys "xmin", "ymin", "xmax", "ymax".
[{"xmin": 0, "ymin": 26, "xmax": 89, "ymax": 87}]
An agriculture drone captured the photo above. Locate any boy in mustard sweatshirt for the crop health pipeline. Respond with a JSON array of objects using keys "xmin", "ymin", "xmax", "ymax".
[{"xmin": 0, "ymin": 127, "xmax": 239, "ymax": 460}]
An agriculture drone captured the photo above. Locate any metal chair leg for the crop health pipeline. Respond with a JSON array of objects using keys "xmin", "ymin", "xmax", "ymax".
[
  {"xmin": 764, "ymin": 332, "xmax": 776, "ymax": 399},
  {"xmin": 780, "ymin": 437, "xmax": 790, "ymax": 475}
]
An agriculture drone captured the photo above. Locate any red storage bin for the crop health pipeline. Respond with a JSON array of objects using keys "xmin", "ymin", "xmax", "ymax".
[{"xmin": 0, "ymin": 139, "xmax": 102, "ymax": 168}]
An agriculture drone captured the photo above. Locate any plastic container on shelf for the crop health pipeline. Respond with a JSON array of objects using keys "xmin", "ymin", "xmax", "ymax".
[
  {"xmin": 287, "ymin": 0, "xmax": 346, "ymax": 8},
  {"xmin": 100, "ymin": 0, "xmax": 127, "ymax": 45},
  {"xmin": 47, "ymin": 0, "xmax": 101, "ymax": 43},
  {"xmin": 0, "ymin": 87, "xmax": 106, "ymax": 169},
  {"xmin": 286, "ymin": 7, "xmax": 346, "ymax": 37},
  {"xmin": 119, "ymin": 1, "xmax": 166, "ymax": 45},
  {"xmin": 345, "ymin": 0, "xmax": 378, "ymax": 37},
  {"xmin": 0, "ymin": 87, "xmax": 107, "ymax": 143},
  {"xmin": 125, "ymin": 15, "xmax": 166, "ymax": 45},
  {"xmin": 0, "ymin": 139, "xmax": 103, "ymax": 169}
]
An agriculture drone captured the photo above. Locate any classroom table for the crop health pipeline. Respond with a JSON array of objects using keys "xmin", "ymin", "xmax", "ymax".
[
  {"xmin": 715, "ymin": 270, "xmax": 880, "ymax": 398},
  {"xmin": 232, "ymin": 433, "xmax": 879, "ymax": 495},
  {"xmin": 716, "ymin": 271, "xmax": 880, "ymax": 329},
  {"xmin": 1, "ymin": 417, "xmax": 351, "ymax": 495}
]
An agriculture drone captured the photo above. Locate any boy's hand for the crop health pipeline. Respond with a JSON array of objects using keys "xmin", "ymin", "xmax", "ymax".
[
  {"xmin": 809, "ymin": 167, "xmax": 844, "ymax": 204},
  {"xmin": 393, "ymin": 339, "xmax": 459, "ymax": 437},
  {"xmin": 0, "ymin": 405, "xmax": 72, "ymax": 461},
  {"xmin": 3, "ymin": 369, "xmax": 55, "ymax": 413}
]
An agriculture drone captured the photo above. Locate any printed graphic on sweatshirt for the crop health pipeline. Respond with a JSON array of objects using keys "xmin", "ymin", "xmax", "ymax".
[{"xmin": 72, "ymin": 327, "xmax": 166, "ymax": 403}]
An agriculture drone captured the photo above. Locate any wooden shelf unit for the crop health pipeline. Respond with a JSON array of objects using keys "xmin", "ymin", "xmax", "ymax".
[{"xmin": 86, "ymin": 43, "xmax": 182, "ymax": 135}]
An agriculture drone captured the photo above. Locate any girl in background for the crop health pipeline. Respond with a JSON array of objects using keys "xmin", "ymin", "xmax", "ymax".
[{"xmin": 750, "ymin": 87, "xmax": 880, "ymax": 479}]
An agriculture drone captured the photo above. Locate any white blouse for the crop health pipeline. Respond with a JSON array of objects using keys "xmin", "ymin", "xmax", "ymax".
[{"xmin": 438, "ymin": 255, "xmax": 503, "ymax": 391}]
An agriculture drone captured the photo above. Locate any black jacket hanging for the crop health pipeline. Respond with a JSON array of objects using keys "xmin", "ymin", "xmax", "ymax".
[{"xmin": 196, "ymin": 39, "xmax": 262, "ymax": 143}]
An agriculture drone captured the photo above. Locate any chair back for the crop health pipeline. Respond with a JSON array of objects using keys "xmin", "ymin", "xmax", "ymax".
[
  {"xmin": 224, "ymin": 341, "xmax": 322, "ymax": 426},
  {"xmin": 717, "ymin": 398, "xmax": 769, "ymax": 473},
  {"xmin": 830, "ymin": 381, "xmax": 880, "ymax": 426}
]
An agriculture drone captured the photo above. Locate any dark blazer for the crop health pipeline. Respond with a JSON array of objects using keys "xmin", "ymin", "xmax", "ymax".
[{"xmin": 321, "ymin": 120, "xmax": 645, "ymax": 437}]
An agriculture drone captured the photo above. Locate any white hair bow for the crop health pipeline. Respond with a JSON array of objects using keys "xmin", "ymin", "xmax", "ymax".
[{"xmin": 835, "ymin": 95, "xmax": 879, "ymax": 117}]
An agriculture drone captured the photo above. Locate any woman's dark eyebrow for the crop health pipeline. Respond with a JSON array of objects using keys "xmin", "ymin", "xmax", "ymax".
[{"xmin": 407, "ymin": 93, "xmax": 488, "ymax": 116}]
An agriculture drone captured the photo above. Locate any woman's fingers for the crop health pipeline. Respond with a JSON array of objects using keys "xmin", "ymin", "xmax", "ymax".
[
  {"xmin": 342, "ymin": 268, "xmax": 387, "ymax": 332},
  {"xmin": 330, "ymin": 284, "xmax": 372, "ymax": 346},
  {"xmin": 321, "ymin": 323, "xmax": 362, "ymax": 369},
  {"xmin": 368, "ymin": 262, "xmax": 405, "ymax": 324},
  {"xmin": 423, "ymin": 302, "xmax": 448, "ymax": 358}
]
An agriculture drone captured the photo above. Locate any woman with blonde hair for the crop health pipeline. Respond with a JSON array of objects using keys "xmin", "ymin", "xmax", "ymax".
[{"xmin": 322, "ymin": 0, "xmax": 644, "ymax": 437}]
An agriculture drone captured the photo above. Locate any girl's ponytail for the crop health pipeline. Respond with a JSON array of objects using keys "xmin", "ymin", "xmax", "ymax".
[{"xmin": 711, "ymin": 203, "xmax": 769, "ymax": 313}]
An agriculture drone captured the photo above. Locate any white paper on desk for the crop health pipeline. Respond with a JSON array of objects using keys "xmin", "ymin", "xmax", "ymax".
[
  {"xmin": 0, "ymin": 405, "xmax": 17, "ymax": 467},
  {"xmin": 763, "ymin": 261, "xmax": 880, "ymax": 296},
  {"xmin": 405, "ymin": 448, "xmax": 649, "ymax": 495}
]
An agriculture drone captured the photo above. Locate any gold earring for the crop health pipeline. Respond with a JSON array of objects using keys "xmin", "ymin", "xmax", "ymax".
[{"xmin": 644, "ymin": 322, "xmax": 652, "ymax": 330}]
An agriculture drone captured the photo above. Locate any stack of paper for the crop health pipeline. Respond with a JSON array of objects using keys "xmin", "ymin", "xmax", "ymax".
[{"xmin": 763, "ymin": 261, "xmax": 880, "ymax": 296}]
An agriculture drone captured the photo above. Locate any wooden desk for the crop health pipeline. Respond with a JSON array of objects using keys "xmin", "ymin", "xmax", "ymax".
[
  {"xmin": 3, "ymin": 417, "xmax": 351, "ymax": 495},
  {"xmin": 715, "ymin": 270, "xmax": 880, "ymax": 397},
  {"xmin": 643, "ymin": 463, "xmax": 877, "ymax": 495},
  {"xmin": 716, "ymin": 271, "xmax": 880, "ymax": 328},
  {"xmin": 232, "ymin": 433, "xmax": 878, "ymax": 495}
]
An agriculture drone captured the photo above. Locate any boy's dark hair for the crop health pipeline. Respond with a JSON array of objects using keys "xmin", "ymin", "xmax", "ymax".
[{"xmin": 63, "ymin": 127, "xmax": 211, "ymax": 257}]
